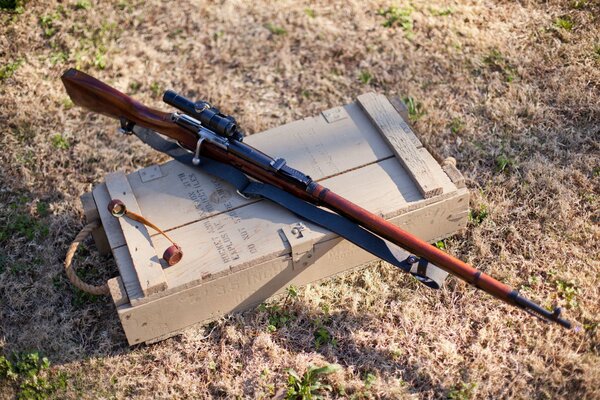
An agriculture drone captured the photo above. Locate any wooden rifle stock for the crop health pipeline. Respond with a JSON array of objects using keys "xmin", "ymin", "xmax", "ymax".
[
  {"xmin": 61, "ymin": 69, "xmax": 314, "ymax": 202},
  {"xmin": 61, "ymin": 68, "xmax": 572, "ymax": 329},
  {"xmin": 61, "ymin": 69, "xmax": 195, "ymax": 148}
]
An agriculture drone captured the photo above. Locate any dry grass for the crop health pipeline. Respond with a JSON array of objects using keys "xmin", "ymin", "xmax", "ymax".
[{"xmin": 1, "ymin": 0, "xmax": 599, "ymax": 398}]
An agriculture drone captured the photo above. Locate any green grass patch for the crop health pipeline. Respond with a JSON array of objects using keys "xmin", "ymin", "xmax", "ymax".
[
  {"xmin": 363, "ymin": 372, "xmax": 377, "ymax": 389},
  {"xmin": 0, "ymin": 352, "xmax": 67, "ymax": 399},
  {"xmin": 0, "ymin": 59, "xmax": 23, "ymax": 81},
  {"xmin": 93, "ymin": 48, "xmax": 106, "ymax": 70},
  {"xmin": 468, "ymin": 204, "xmax": 488, "ymax": 226},
  {"xmin": 61, "ymin": 97, "xmax": 74, "ymax": 109},
  {"xmin": 50, "ymin": 133, "xmax": 70, "ymax": 150},
  {"xmin": 50, "ymin": 50, "xmax": 68, "ymax": 65},
  {"xmin": 377, "ymin": 6, "xmax": 413, "ymax": 36},
  {"xmin": 449, "ymin": 117, "xmax": 465, "ymax": 135},
  {"xmin": 402, "ymin": 96, "xmax": 425, "ymax": 121},
  {"xmin": 72, "ymin": 287, "xmax": 102, "ymax": 308},
  {"xmin": 36, "ymin": 202, "xmax": 49, "ymax": 218},
  {"xmin": 313, "ymin": 325, "xmax": 336, "ymax": 350},
  {"xmin": 286, "ymin": 364, "xmax": 340, "ymax": 399},
  {"xmin": 554, "ymin": 16, "xmax": 574, "ymax": 31},
  {"xmin": 72, "ymin": 21, "xmax": 120, "ymax": 71},
  {"xmin": 555, "ymin": 279, "xmax": 579, "ymax": 309},
  {"xmin": 571, "ymin": 0, "xmax": 588, "ymax": 9},
  {"xmin": 593, "ymin": 44, "xmax": 600, "ymax": 60},
  {"xmin": 258, "ymin": 285, "xmax": 298, "ymax": 332},
  {"xmin": 265, "ymin": 22, "xmax": 286, "ymax": 36},
  {"xmin": 116, "ymin": 0, "xmax": 130, "ymax": 11},
  {"xmin": 0, "ymin": 209, "xmax": 49, "ymax": 243},
  {"xmin": 39, "ymin": 13, "xmax": 60, "ymax": 37},
  {"xmin": 430, "ymin": 7, "xmax": 453, "ymax": 16},
  {"xmin": 304, "ymin": 8, "xmax": 316, "ymax": 18},
  {"xmin": 129, "ymin": 81, "xmax": 141, "ymax": 93},
  {"xmin": 74, "ymin": 0, "xmax": 91, "ymax": 10},
  {"xmin": 150, "ymin": 82, "xmax": 161, "ymax": 97},
  {"xmin": 519, "ymin": 275, "xmax": 541, "ymax": 292},
  {"xmin": 358, "ymin": 70, "xmax": 373, "ymax": 84},
  {"xmin": 483, "ymin": 49, "xmax": 517, "ymax": 82},
  {"xmin": 495, "ymin": 154, "xmax": 515, "ymax": 173},
  {"xmin": 0, "ymin": 0, "xmax": 25, "ymax": 13},
  {"xmin": 448, "ymin": 382, "xmax": 477, "ymax": 400}
]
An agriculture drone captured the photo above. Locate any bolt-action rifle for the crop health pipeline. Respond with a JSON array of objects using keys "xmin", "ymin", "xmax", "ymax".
[{"xmin": 61, "ymin": 68, "xmax": 572, "ymax": 329}]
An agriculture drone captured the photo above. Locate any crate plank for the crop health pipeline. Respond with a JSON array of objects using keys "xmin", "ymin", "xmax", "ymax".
[
  {"xmin": 357, "ymin": 92, "xmax": 443, "ymax": 198},
  {"xmin": 80, "ymin": 192, "xmax": 111, "ymax": 255},
  {"xmin": 92, "ymin": 183, "xmax": 144, "ymax": 302},
  {"xmin": 245, "ymin": 102, "xmax": 393, "ymax": 180},
  {"xmin": 125, "ymin": 162, "xmax": 259, "ymax": 234},
  {"xmin": 112, "ymin": 246, "xmax": 144, "ymax": 304},
  {"xmin": 93, "ymin": 183, "xmax": 126, "ymax": 249},
  {"xmin": 105, "ymin": 172, "xmax": 167, "ymax": 297},
  {"xmin": 442, "ymin": 158, "xmax": 466, "ymax": 189},
  {"xmin": 108, "ymin": 277, "xmax": 129, "ymax": 307}
]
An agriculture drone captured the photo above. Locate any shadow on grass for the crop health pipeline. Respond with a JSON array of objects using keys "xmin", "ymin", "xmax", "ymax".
[
  {"xmin": 261, "ymin": 308, "xmax": 449, "ymax": 397},
  {"xmin": 0, "ymin": 184, "xmax": 130, "ymax": 364}
]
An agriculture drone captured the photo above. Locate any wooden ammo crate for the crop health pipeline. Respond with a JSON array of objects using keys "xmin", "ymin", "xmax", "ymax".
[{"xmin": 80, "ymin": 93, "xmax": 469, "ymax": 345}]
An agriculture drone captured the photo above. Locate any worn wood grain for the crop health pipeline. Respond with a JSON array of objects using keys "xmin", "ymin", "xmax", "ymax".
[
  {"xmin": 80, "ymin": 192, "xmax": 111, "ymax": 255},
  {"xmin": 442, "ymin": 157, "xmax": 466, "ymax": 188},
  {"xmin": 107, "ymin": 277, "xmax": 129, "ymax": 307},
  {"xmin": 105, "ymin": 172, "xmax": 167, "ymax": 297},
  {"xmin": 357, "ymin": 92, "xmax": 443, "ymax": 198},
  {"xmin": 92, "ymin": 183, "xmax": 126, "ymax": 249}
]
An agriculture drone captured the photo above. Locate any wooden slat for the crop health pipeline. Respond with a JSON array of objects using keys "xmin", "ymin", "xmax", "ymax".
[
  {"xmin": 105, "ymin": 172, "xmax": 167, "ymax": 297},
  {"xmin": 357, "ymin": 92, "xmax": 443, "ymax": 198},
  {"xmin": 112, "ymin": 246, "xmax": 145, "ymax": 303},
  {"xmin": 387, "ymin": 96, "xmax": 413, "ymax": 136},
  {"xmin": 126, "ymin": 162, "xmax": 258, "ymax": 235},
  {"xmin": 245, "ymin": 102, "xmax": 393, "ymax": 181},
  {"xmin": 108, "ymin": 277, "xmax": 129, "ymax": 307},
  {"xmin": 442, "ymin": 158, "xmax": 466, "ymax": 188},
  {"xmin": 92, "ymin": 183, "xmax": 126, "ymax": 249},
  {"xmin": 80, "ymin": 192, "xmax": 111, "ymax": 255}
]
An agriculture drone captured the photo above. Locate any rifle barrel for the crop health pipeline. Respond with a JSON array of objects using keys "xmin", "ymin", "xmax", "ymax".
[{"xmin": 307, "ymin": 183, "xmax": 571, "ymax": 328}]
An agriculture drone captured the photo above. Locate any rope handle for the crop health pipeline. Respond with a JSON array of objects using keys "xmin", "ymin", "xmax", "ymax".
[{"xmin": 64, "ymin": 221, "xmax": 110, "ymax": 295}]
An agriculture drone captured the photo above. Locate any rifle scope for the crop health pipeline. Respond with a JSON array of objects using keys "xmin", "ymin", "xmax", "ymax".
[{"xmin": 163, "ymin": 90, "xmax": 243, "ymax": 141}]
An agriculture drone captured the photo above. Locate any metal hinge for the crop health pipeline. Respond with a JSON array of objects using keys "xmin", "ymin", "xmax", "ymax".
[{"xmin": 279, "ymin": 222, "xmax": 319, "ymax": 269}]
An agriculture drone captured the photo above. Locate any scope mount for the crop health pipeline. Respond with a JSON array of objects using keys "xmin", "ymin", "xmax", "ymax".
[{"xmin": 163, "ymin": 90, "xmax": 244, "ymax": 142}]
